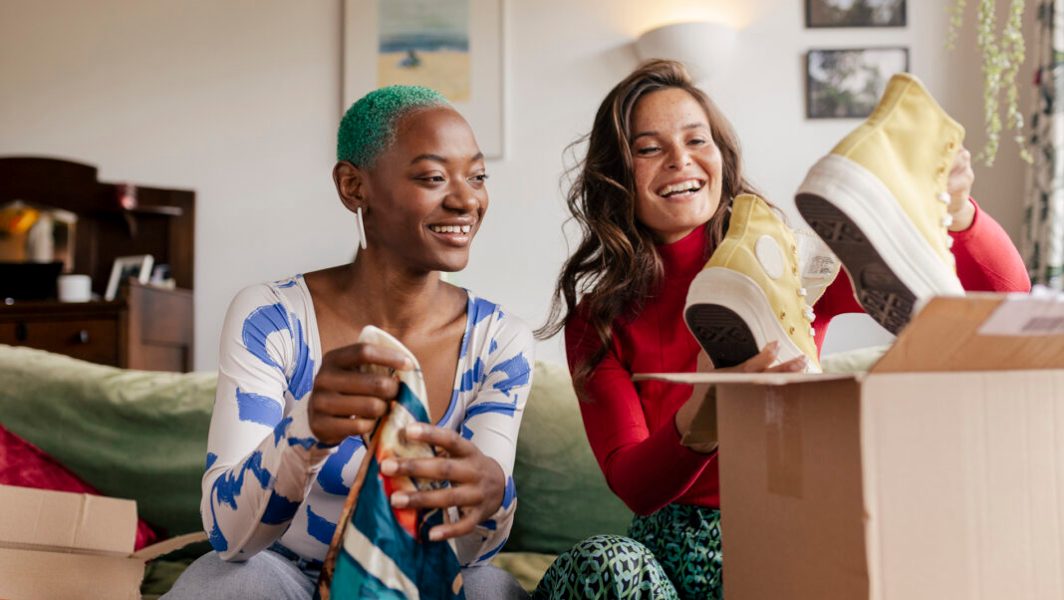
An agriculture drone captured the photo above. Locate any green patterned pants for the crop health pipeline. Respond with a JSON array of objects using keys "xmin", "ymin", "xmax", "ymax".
[{"xmin": 532, "ymin": 504, "xmax": 723, "ymax": 600}]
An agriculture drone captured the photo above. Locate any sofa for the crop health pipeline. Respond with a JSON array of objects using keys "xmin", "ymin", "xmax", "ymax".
[
  {"xmin": 0, "ymin": 342, "xmax": 886, "ymax": 597},
  {"xmin": 0, "ymin": 344, "xmax": 635, "ymax": 596}
]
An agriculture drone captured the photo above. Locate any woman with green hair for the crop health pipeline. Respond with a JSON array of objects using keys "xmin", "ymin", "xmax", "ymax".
[{"xmin": 164, "ymin": 85, "xmax": 533, "ymax": 599}]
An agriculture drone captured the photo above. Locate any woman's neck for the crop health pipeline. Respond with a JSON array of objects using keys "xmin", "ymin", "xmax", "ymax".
[{"xmin": 318, "ymin": 253, "xmax": 459, "ymax": 337}]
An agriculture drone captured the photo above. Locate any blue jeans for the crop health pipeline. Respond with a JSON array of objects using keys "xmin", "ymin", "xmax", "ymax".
[{"xmin": 163, "ymin": 545, "xmax": 528, "ymax": 600}]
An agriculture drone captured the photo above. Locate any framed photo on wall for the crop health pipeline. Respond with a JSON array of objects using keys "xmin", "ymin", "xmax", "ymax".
[
  {"xmin": 806, "ymin": 0, "xmax": 906, "ymax": 28},
  {"xmin": 806, "ymin": 47, "xmax": 909, "ymax": 119},
  {"xmin": 342, "ymin": 0, "xmax": 505, "ymax": 158}
]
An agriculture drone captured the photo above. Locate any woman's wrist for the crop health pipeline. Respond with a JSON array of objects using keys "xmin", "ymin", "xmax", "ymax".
[{"xmin": 948, "ymin": 197, "xmax": 976, "ymax": 232}]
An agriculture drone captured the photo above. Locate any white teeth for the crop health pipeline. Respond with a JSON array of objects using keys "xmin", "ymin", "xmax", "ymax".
[
  {"xmin": 658, "ymin": 179, "xmax": 702, "ymax": 196},
  {"xmin": 430, "ymin": 224, "xmax": 472, "ymax": 234}
]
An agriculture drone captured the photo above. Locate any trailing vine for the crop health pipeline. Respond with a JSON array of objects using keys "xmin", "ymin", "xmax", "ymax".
[{"xmin": 948, "ymin": 0, "xmax": 1031, "ymax": 165}]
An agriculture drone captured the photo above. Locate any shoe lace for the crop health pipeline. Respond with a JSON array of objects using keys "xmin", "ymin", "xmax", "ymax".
[
  {"xmin": 792, "ymin": 242, "xmax": 817, "ymax": 339},
  {"xmin": 937, "ymin": 192, "xmax": 954, "ymax": 249}
]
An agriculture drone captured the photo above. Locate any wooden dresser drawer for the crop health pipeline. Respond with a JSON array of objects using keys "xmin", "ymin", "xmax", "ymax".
[{"xmin": 0, "ymin": 318, "xmax": 119, "ymax": 366}]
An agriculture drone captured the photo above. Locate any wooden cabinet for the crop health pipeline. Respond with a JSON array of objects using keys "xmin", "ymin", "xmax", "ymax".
[
  {"xmin": 0, "ymin": 157, "xmax": 196, "ymax": 372},
  {"xmin": 0, "ymin": 281, "xmax": 194, "ymax": 372}
]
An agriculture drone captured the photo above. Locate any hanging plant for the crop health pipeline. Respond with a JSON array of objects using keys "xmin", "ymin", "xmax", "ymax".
[{"xmin": 947, "ymin": 0, "xmax": 1032, "ymax": 166}]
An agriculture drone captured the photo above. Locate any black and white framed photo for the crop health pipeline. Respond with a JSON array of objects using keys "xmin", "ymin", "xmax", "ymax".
[
  {"xmin": 806, "ymin": 47, "xmax": 909, "ymax": 119},
  {"xmin": 806, "ymin": 0, "xmax": 906, "ymax": 28},
  {"xmin": 104, "ymin": 254, "xmax": 154, "ymax": 301}
]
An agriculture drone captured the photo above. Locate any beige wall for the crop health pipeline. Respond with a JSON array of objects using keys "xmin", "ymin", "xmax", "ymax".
[{"xmin": 0, "ymin": 0, "xmax": 1034, "ymax": 367}]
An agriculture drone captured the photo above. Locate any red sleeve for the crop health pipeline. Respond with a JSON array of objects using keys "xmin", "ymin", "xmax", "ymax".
[
  {"xmin": 950, "ymin": 199, "xmax": 1032, "ymax": 292},
  {"xmin": 809, "ymin": 199, "xmax": 1030, "ymax": 350},
  {"xmin": 565, "ymin": 308, "xmax": 714, "ymax": 516}
]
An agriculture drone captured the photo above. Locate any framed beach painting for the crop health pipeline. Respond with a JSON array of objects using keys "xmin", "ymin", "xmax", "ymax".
[
  {"xmin": 806, "ymin": 47, "xmax": 909, "ymax": 119},
  {"xmin": 806, "ymin": 0, "xmax": 906, "ymax": 28},
  {"xmin": 343, "ymin": 0, "xmax": 505, "ymax": 158}
]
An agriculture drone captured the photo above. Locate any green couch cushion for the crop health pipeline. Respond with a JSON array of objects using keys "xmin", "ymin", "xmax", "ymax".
[
  {"xmin": 508, "ymin": 360, "xmax": 632, "ymax": 553},
  {"xmin": 0, "ymin": 345, "xmax": 212, "ymax": 536}
]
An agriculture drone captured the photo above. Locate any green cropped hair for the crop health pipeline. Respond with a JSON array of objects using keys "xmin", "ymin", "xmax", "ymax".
[{"xmin": 337, "ymin": 85, "xmax": 448, "ymax": 167}]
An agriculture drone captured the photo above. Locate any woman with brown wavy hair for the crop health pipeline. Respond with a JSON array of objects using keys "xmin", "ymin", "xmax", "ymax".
[{"xmin": 531, "ymin": 60, "xmax": 1029, "ymax": 599}]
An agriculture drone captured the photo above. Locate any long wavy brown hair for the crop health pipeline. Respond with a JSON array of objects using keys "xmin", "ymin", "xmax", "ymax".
[{"xmin": 537, "ymin": 59, "xmax": 761, "ymax": 390}]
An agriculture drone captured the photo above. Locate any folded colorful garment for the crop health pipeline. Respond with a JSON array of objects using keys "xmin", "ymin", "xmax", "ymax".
[{"xmin": 317, "ymin": 326, "xmax": 464, "ymax": 600}]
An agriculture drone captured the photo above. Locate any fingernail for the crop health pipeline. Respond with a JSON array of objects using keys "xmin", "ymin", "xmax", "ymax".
[
  {"xmin": 380, "ymin": 459, "xmax": 397, "ymax": 475},
  {"xmin": 390, "ymin": 492, "xmax": 408, "ymax": 508},
  {"xmin": 406, "ymin": 423, "xmax": 424, "ymax": 436},
  {"xmin": 792, "ymin": 357, "xmax": 808, "ymax": 371},
  {"xmin": 403, "ymin": 358, "xmax": 414, "ymax": 370},
  {"xmin": 428, "ymin": 528, "xmax": 443, "ymax": 541},
  {"xmin": 767, "ymin": 341, "xmax": 780, "ymax": 354}
]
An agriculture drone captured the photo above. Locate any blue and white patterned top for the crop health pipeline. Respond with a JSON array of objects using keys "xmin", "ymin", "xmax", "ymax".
[{"xmin": 201, "ymin": 275, "xmax": 535, "ymax": 566}]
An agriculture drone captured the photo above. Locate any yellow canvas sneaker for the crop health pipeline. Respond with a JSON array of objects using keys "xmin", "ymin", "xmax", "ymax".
[
  {"xmin": 684, "ymin": 194, "xmax": 821, "ymax": 373},
  {"xmin": 795, "ymin": 73, "xmax": 965, "ymax": 334}
]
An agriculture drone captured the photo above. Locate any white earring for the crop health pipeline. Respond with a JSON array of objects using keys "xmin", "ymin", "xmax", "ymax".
[{"xmin": 355, "ymin": 206, "xmax": 367, "ymax": 250}]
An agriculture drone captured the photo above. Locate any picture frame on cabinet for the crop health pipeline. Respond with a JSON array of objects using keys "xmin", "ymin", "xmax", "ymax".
[{"xmin": 105, "ymin": 254, "xmax": 153, "ymax": 301}]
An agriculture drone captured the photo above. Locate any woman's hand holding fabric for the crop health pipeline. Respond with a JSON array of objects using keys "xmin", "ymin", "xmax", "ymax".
[
  {"xmin": 379, "ymin": 424, "xmax": 506, "ymax": 542},
  {"xmin": 308, "ymin": 343, "xmax": 413, "ymax": 446}
]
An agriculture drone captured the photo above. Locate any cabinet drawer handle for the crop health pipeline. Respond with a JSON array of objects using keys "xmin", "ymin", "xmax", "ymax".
[
  {"xmin": 15, "ymin": 322, "xmax": 27, "ymax": 342},
  {"xmin": 76, "ymin": 330, "xmax": 90, "ymax": 344}
]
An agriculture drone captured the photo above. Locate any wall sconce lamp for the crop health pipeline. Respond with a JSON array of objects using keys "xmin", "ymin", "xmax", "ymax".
[{"xmin": 634, "ymin": 21, "xmax": 737, "ymax": 84}]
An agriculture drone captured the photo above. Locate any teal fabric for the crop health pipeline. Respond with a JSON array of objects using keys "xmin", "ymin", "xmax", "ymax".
[
  {"xmin": 508, "ymin": 361, "xmax": 633, "ymax": 553},
  {"xmin": 0, "ymin": 344, "xmax": 213, "ymax": 536}
]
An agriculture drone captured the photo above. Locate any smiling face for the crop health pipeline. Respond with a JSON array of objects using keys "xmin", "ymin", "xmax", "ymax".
[
  {"xmin": 629, "ymin": 87, "xmax": 724, "ymax": 244},
  {"xmin": 352, "ymin": 107, "xmax": 488, "ymax": 272}
]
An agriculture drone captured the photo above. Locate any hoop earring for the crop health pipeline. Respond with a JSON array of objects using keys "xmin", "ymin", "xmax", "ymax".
[{"xmin": 355, "ymin": 206, "xmax": 368, "ymax": 250}]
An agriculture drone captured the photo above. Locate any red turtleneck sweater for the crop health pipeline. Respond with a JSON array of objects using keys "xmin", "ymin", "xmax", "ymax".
[{"xmin": 565, "ymin": 201, "xmax": 1032, "ymax": 515}]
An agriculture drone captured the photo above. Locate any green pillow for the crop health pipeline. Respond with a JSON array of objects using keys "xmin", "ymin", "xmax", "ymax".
[
  {"xmin": 0, "ymin": 344, "xmax": 213, "ymax": 536},
  {"xmin": 508, "ymin": 361, "xmax": 632, "ymax": 554}
]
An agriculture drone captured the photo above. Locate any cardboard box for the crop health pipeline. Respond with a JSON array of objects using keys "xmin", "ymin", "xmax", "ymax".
[
  {"xmin": 637, "ymin": 294, "xmax": 1064, "ymax": 599},
  {"xmin": 0, "ymin": 485, "xmax": 206, "ymax": 599}
]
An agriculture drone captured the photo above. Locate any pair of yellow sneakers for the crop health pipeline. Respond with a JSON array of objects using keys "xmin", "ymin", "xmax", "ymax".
[{"xmin": 685, "ymin": 74, "xmax": 964, "ymax": 370}]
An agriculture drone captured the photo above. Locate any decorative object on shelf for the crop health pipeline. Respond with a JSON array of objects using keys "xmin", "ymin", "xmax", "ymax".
[
  {"xmin": 104, "ymin": 255, "xmax": 154, "ymax": 301},
  {"xmin": 806, "ymin": 0, "xmax": 906, "ymax": 27},
  {"xmin": 57, "ymin": 274, "xmax": 92, "ymax": 303},
  {"xmin": 115, "ymin": 183, "xmax": 138, "ymax": 211},
  {"xmin": 634, "ymin": 21, "xmax": 738, "ymax": 85},
  {"xmin": 947, "ymin": 0, "xmax": 1030, "ymax": 166},
  {"xmin": 343, "ymin": 0, "xmax": 504, "ymax": 158},
  {"xmin": 149, "ymin": 264, "xmax": 176, "ymax": 290},
  {"xmin": 0, "ymin": 201, "xmax": 77, "ymax": 272},
  {"xmin": 806, "ymin": 47, "xmax": 910, "ymax": 119}
]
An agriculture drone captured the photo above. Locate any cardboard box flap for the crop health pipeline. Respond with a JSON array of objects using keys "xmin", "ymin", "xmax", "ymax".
[
  {"xmin": 871, "ymin": 293, "xmax": 1064, "ymax": 374},
  {"xmin": 633, "ymin": 372, "xmax": 856, "ymax": 385},
  {"xmin": 132, "ymin": 531, "xmax": 208, "ymax": 561},
  {"xmin": 0, "ymin": 485, "xmax": 136, "ymax": 556}
]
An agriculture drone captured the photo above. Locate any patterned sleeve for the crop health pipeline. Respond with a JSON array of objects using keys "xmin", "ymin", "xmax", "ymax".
[
  {"xmin": 201, "ymin": 284, "xmax": 332, "ymax": 561},
  {"xmin": 452, "ymin": 312, "xmax": 535, "ymax": 566}
]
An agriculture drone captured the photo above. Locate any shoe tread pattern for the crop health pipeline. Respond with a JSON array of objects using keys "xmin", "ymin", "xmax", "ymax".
[
  {"xmin": 684, "ymin": 304, "xmax": 759, "ymax": 369},
  {"xmin": 796, "ymin": 193, "xmax": 914, "ymax": 334}
]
